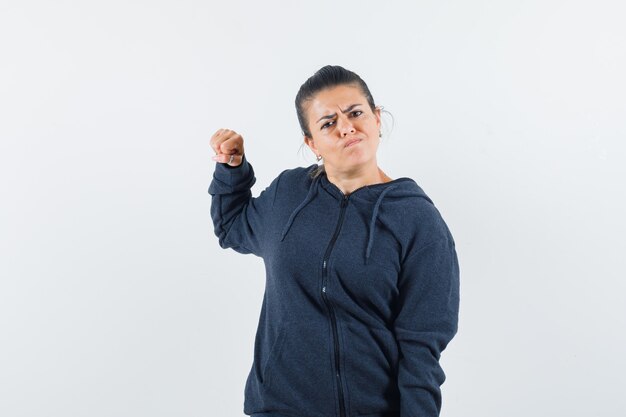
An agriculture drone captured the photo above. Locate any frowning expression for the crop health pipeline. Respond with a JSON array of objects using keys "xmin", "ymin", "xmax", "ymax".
[{"xmin": 304, "ymin": 84, "xmax": 381, "ymax": 171}]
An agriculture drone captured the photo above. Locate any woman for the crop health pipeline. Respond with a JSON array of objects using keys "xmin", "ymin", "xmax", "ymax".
[{"xmin": 208, "ymin": 65, "xmax": 460, "ymax": 417}]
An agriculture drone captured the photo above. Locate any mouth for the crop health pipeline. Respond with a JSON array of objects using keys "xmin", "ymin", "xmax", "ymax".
[{"xmin": 344, "ymin": 139, "xmax": 362, "ymax": 148}]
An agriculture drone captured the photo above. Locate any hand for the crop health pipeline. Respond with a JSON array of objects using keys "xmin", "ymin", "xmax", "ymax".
[{"xmin": 210, "ymin": 128, "xmax": 245, "ymax": 167}]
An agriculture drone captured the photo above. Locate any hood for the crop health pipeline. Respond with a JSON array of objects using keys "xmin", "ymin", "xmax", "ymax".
[{"xmin": 279, "ymin": 165, "xmax": 433, "ymax": 265}]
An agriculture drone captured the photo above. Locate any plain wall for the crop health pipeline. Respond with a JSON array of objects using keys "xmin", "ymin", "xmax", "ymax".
[{"xmin": 1, "ymin": 0, "xmax": 625, "ymax": 416}]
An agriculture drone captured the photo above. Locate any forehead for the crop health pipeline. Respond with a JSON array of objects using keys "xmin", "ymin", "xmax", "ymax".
[{"xmin": 308, "ymin": 84, "xmax": 365, "ymax": 114}]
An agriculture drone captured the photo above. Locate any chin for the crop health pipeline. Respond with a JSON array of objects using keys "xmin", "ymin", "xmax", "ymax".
[{"xmin": 345, "ymin": 153, "xmax": 378, "ymax": 168}]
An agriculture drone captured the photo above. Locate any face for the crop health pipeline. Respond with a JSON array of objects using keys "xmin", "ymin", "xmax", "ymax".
[{"xmin": 304, "ymin": 84, "xmax": 381, "ymax": 173}]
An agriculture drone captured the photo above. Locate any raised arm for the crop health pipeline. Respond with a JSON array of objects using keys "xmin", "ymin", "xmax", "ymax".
[{"xmin": 208, "ymin": 128, "xmax": 282, "ymax": 258}]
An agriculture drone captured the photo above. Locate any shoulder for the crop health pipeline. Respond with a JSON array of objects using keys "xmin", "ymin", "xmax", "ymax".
[
  {"xmin": 385, "ymin": 179, "xmax": 456, "ymax": 251},
  {"xmin": 261, "ymin": 163, "xmax": 318, "ymax": 202},
  {"xmin": 286, "ymin": 163, "xmax": 318, "ymax": 178},
  {"xmin": 273, "ymin": 163, "xmax": 318, "ymax": 187}
]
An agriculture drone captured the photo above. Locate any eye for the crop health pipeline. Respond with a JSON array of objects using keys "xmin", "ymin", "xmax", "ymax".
[
  {"xmin": 321, "ymin": 120, "xmax": 335, "ymax": 130},
  {"xmin": 320, "ymin": 111, "xmax": 363, "ymax": 130}
]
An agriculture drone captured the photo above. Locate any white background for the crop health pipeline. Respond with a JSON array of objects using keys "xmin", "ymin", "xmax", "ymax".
[{"xmin": 1, "ymin": 1, "xmax": 625, "ymax": 416}]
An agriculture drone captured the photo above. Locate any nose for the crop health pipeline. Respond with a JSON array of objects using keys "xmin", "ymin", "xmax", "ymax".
[{"xmin": 337, "ymin": 115, "xmax": 356, "ymax": 137}]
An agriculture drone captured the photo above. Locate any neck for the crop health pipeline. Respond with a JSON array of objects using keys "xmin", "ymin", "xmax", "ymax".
[{"xmin": 325, "ymin": 162, "xmax": 393, "ymax": 196}]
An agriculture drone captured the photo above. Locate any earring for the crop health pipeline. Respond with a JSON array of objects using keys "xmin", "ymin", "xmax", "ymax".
[
  {"xmin": 379, "ymin": 130, "xmax": 382, "ymax": 138},
  {"xmin": 316, "ymin": 154, "xmax": 322, "ymax": 161}
]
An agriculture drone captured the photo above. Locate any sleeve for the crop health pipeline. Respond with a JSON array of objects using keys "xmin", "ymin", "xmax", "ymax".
[
  {"xmin": 208, "ymin": 154, "xmax": 282, "ymax": 258},
  {"xmin": 393, "ymin": 237, "xmax": 460, "ymax": 417}
]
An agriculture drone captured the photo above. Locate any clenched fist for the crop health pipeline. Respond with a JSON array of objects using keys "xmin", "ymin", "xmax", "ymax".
[{"xmin": 210, "ymin": 128, "xmax": 245, "ymax": 167}]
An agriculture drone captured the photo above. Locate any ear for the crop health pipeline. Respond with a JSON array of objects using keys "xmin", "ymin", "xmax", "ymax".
[
  {"xmin": 304, "ymin": 135, "xmax": 318, "ymax": 154},
  {"xmin": 374, "ymin": 106, "xmax": 382, "ymax": 130}
]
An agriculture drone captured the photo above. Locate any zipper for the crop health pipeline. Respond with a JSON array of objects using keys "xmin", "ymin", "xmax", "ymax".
[{"xmin": 321, "ymin": 194, "xmax": 349, "ymax": 417}]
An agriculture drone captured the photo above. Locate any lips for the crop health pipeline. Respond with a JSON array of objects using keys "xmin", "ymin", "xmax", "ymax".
[{"xmin": 345, "ymin": 139, "xmax": 362, "ymax": 148}]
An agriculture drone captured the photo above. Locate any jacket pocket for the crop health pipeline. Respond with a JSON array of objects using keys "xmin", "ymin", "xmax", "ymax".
[
  {"xmin": 261, "ymin": 322, "xmax": 288, "ymax": 386},
  {"xmin": 260, "ymin": 320, "xmax": 337, "ymax": 417},
  {"xmin": 343, "ymin": 323, "xmax": 400, "ymax": 414}
]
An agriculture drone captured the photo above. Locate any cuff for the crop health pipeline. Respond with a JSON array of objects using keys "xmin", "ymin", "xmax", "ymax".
[{"xmin": 213, "ymin": 153, "xmax": 253, "ymax": 186}]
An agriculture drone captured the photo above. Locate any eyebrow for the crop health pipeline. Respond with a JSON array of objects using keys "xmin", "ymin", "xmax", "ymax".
[{"xmin": 316, "ymin": 103, "xmax": 363, "ymax": 124}]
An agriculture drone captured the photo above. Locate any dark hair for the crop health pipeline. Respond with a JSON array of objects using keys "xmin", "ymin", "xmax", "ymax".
[{"xmin": 295, "ymin": 65, "xmax": 390, "ymax": 179}]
